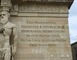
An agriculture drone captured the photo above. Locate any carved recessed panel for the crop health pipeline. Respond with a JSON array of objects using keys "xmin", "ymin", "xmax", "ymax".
[
  {"xmin": 19, "ymin": 3, "xmax": 68, "ymax": 13},
  {"xmin": 10, "ymin": 17, "xmax": 72, "ymax": 60}
]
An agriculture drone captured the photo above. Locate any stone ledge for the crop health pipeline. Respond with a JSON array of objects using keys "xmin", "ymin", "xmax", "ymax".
[
  {"xmin": 11, "ymin": 0, "xmax": 74, "ymax": 5},
  {"xmin": 11, "ymin": 0, "xmax": 74, "ymax": 9},
  {"xmin": 0, "ymin": 0, "xmax": 74, "ymax": 9},
  {"xmin": 12, "ymin": 0, "xmax": 74, "ymax": 3},
  {"xmin": 18, "ymin": 12, "xmax": 68, "ymax": 17}
]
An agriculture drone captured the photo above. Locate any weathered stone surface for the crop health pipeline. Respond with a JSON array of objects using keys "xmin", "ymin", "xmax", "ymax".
[
  {"xmin": 12, "ymin": 0, "xmax": 73, "ymax": 2},
  {"xmin": 19, "ymin": 3, "xmax": 68, "ymax": 13},
  {"xmin": 11, "ymin": 17, "xmax": 72, "ymax": 60},
  {"xmin": 0, "ymin": 0, "xmax": 73, "ymax": 60},
  {"xmin": 11, "ymin": 0, "xmax": 73, "ymax": 9},
  {"xmin": 8, "ymin": 2, "xmax": 73, "ymax": 60}
]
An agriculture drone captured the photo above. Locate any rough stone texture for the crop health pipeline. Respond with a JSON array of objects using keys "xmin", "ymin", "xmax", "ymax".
[
  {"xmin": 0, "ymin": 0, "xmax": 73, "ymax": 60},
  {"xmin": 11, "ymin": 0, "xmax": 73, "ymax": 2},
  {"xmin": 7, "ymin": 2, "xmax": 73, "ymax": 60},
  {"xmin": 11, "ymin": 0, "xmax": 74, "ymax": 9}
]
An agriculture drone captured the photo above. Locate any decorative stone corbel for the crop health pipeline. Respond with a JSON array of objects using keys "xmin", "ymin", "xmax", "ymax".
[
  {"xmin": 1, "ymin": 0, "xmax": 12, "ymax": 11},
  {"xmin": 10, "ymin": 4, "xmax": 18, "ymax": 16}
]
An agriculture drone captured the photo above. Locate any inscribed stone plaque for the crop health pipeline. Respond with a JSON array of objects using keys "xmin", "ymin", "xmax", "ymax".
[
  {"xmin": 11, "ymin": 17, "xmax": 72, "ymax": 60},
  {"xmin": 10, "ymin": 3, "xmax": 72, "ymax": 60}
]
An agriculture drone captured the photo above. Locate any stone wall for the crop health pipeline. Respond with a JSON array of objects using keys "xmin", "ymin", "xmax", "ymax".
[
  {"xmin": 9, "ymin": 2, "xmax": 73, "ymax": 60},
  {"xmin": 0, "ymin": 0, "xmax": 73, "ymax": 60}
]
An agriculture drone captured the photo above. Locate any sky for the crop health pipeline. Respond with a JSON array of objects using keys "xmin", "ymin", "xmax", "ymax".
[{"xmin": 69, "ymin": 0, "xmax": 77, "ymax": 43}]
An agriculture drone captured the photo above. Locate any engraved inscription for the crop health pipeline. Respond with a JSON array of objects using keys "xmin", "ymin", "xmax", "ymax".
[
  {"xmin": 14, "ymin": 17, "xmax": 72, "ymax": 60},
  {"xmin": 18, "ymin": 18, "xmax": 69, "ymax": 45}
]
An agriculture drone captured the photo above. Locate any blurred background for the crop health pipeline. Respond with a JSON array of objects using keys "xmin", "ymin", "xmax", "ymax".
[{"xmin": 69, "ymin": 0, "xmax": 77, "ymax": 43}]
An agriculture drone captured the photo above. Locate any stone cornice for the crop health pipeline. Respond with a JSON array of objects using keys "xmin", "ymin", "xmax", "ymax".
[
  {"xmin": 0, "ymin": 0, "xmax": 74, "ymax": 9},
  {"xmin": 11, "ymin": 0, "xmax": 74, "ymax": 3},
  {"xmin": 0, "ymin": 0, "xmax": 74, "ymax": 15},
  {"xmin": 11, "ymin": 0, "xmax": 74, "ymax": 9}
]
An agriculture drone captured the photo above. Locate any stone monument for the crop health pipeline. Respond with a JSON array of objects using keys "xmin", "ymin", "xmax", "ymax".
[{"xmin": 0, "ymin": 0, "xmax": 74, "ymax": 60}]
